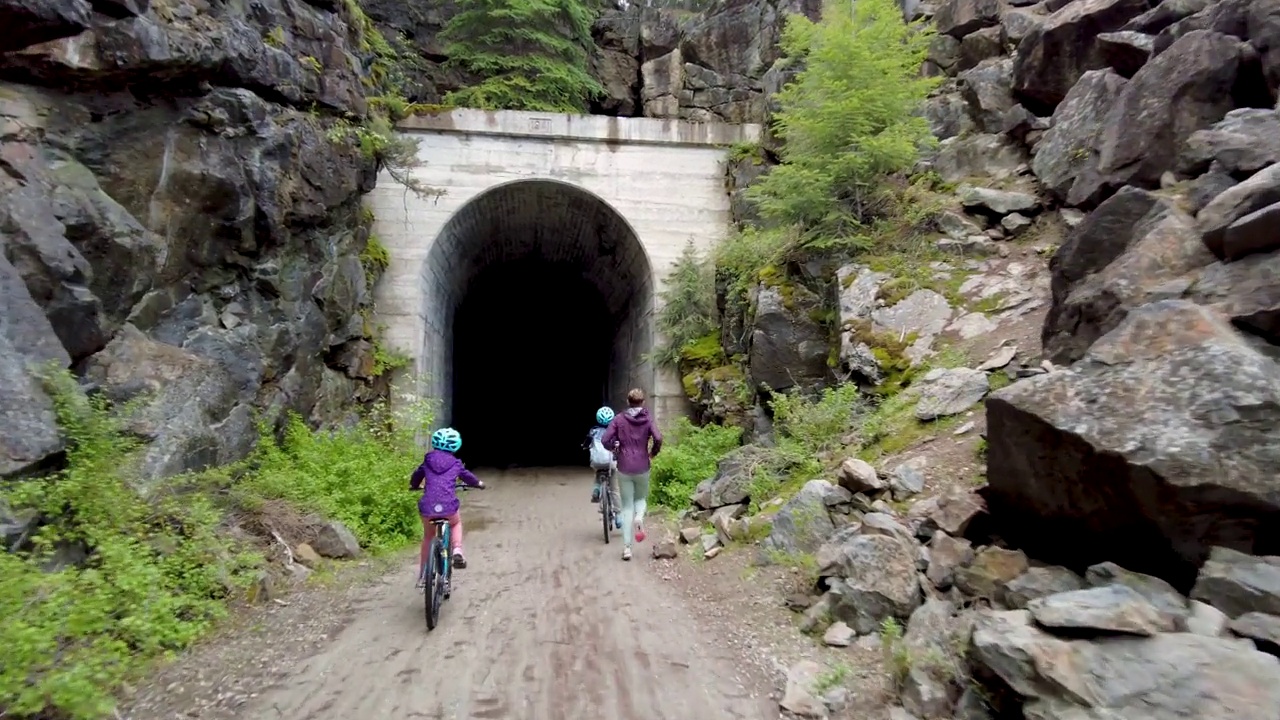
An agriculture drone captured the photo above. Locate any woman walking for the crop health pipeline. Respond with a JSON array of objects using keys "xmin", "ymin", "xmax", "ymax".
[{"xmin": 601, "ymin": 388, "xmax": 663, "ymax": 561}]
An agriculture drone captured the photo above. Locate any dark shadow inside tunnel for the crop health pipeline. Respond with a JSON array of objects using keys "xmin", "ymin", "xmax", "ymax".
[
  {"xmin": 421, "ymin": 179, "xmax": 654, "ymax": 470},
  {"xmin": 452, "ymin": 260, "xmax": 615, "ymax": 467}
]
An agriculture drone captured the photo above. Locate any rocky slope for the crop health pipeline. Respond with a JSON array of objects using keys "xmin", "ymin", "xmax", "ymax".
[
  {"xmin": 1, "ymin": 0, "xmax": 393, "ymax": 492},
  {"xmin": 365, "ymin": 0, "xmax": 819, "ymax": 122},
  {"xmin": 664, "ymin": 0, "xmax": 1280, "ymax": 717}
]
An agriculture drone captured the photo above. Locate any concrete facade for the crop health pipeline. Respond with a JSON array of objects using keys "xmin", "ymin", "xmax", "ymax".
[{"xmin": 366, "ymin": 107, "xmax": 761, "ymax": 427}]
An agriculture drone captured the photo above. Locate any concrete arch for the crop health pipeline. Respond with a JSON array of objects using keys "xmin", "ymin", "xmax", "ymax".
[
  {"xmin": 365, "ymin": 107, "xmax": 761, "ymax": 466},
  {"xmin": 420, "ymin": 179, "xmax": 655, "ymax": 465}
]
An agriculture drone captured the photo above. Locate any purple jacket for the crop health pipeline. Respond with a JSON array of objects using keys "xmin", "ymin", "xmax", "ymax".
[
  {"xmin": 601, "ymin": 407, "xmax": 663, "ymax": 475},
  {"xmin": 410, "ymin": 449, "xmax": 481, "ymax": 517}
]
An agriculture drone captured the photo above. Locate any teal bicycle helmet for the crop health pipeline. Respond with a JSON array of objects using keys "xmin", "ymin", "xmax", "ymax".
[
  {"xmin": 596, "ymin": 406, "xmax": 615, "ymax": 425},
  {"xmin": 431, "ymin": 427, "xmax": 462, "ymax": 453}
]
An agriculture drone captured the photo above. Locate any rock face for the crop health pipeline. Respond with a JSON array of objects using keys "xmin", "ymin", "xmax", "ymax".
[
  {"xmin": 986, "ymin": 300, "xmax": 1280, "ymax": 589},
  {"xmin": 0, "ymin": 0, "xmax": 388, "ymax": 480},
  {"xmin": 748, "ymin": 283, "xmax": 832, "ymax": 394}
]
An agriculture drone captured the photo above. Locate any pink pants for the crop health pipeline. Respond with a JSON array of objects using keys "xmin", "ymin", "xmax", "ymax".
[{"xmin": 420, "ymin": 512, "xmax": 463, "ymax": 569}]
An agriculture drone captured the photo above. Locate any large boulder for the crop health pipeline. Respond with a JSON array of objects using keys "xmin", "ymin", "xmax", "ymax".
[
  {"xmin": 970, "ymin": 609, "xmax": 1280, "ymax": 718},
  {"xmin": 1084, "ymin": 30, "xmax": 1245, "ymax": 199},
  {"xmin": 1011, "ymin": 0, "xmax": 1151, "ymax": 113},
  {"xmin": 748, "ymin": 282, "xmax": 832, "ymax": 394},
  {"xmin": 1043, "ymin": 186, "xmax": 1215, "ymax": 365},
  {"xmin": 1189, "ymin": 248, "xmax": 1280, "ymax": 344},
  {"xmin": 692, "ymin": 445, "xmax": 771, "ymax": 511},
  {"xmin": 1178, "ymin": 108, "xmax": 1280, "ymax": 178},
  {"xmin": 1198, "ymin": 163, "xmax": 1280, "ymax": 261},
  {"xmin": 821, "ymin": 530, "xmax": 922, "ymax": 634},
  {"xmin": 0, "ymin": 0, "xmax": 90, "ymax": 53},
  {"xmin": 764, "ymin": 480, "xmax": 839, "ymax": 557},
  {"xmin": 986, "ymin": 300, "xmax": 1280, "ymax": 590},
  {"xmin": 1031, "ymin": 69, "xmax": 1128, "ymax": 205}
]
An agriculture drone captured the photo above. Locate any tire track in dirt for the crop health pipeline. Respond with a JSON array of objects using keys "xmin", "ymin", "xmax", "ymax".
[{"xmin": 230, "ymin": 468, "xmax": 771, "ymax": 720}]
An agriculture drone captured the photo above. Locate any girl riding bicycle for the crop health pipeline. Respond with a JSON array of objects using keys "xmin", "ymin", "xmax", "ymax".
[{"xmin": 410, "ymin": 427, "xmax": 484, "ymax": 586}]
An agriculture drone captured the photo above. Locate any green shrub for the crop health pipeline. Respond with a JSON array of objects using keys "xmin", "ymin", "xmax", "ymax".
[
  {"xmin": 0, "ymin": 374, "xmax": 434, "ymax": 719},
  {"xmin": 650, "ymin": 418, "xmax": 742, "ymax": 509},
  {"xmin": 749, "ymin": 0, "xmax": 938, "ymax": 233},
  {"xmin": 440, "ymin": 0, "xmax": 604, "ymax": 112},
  {"xmin": 652, "ymin": 240, "xmax": 718, "ymax": 369},
  {"xmin": 241, "ymin": 396, "xmax": 435, "ymax": 552},
  {"xmin": 0, "ymin": 373, "xmax": 260, "ymax": 720}
]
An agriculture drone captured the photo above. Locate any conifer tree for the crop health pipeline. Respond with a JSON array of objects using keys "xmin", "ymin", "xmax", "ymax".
[{"xmin": 440, "ymin": 0, "xmax": 605, "ymax": 113}]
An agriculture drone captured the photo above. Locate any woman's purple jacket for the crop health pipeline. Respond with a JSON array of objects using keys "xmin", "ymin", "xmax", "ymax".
[
  {"xmin": 410, "ymin": 449, "xmax": 481, "ymax": 517},
  {"xmin": 601, "ymin": 407, "xmax": 663, "ymax": 475}
]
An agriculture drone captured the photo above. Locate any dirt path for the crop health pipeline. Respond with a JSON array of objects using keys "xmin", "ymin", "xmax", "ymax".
[{"xmin": 125, "ymin": 468, "xmax": 774, "ymax": 720}]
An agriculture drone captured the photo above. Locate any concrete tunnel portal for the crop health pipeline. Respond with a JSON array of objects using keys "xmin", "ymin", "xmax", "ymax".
[{"xmin": 424, "ymin": 180, "xmax": 655, "ymax": 468}]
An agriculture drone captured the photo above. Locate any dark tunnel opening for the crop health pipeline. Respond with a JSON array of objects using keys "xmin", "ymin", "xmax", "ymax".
[
  {"xmin": 452, "ymin": 259, "xmax": 615, "ymax": 467},
  {"xmin": 421, "ymin": 179, "xmax": 654, "ymax": 470}
]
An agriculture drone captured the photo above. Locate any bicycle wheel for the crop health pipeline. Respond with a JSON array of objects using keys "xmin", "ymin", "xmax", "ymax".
[
  {"xmin": 425, "ymin": 538, "xmax": 443, "ymax": 630},
  {"xmin": 601, "ymin": 475, "xmax": 612, "ymax": 544}
]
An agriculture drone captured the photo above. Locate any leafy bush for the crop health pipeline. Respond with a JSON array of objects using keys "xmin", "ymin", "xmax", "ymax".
[
  {"xmin": 241, "ymin": 395, "xmax": 435, "ymax": 552},
  {"xmin": 649, "ymin": 418, "xmax": 742, "ymax": 509},
  {"xmin": 652, "ymin": 240, "xmax": 718, "ymax": 368},
  {"xmin": 0, "ymin": 373, "xmax": 260, "ymax": 720},
  {"xmin": 440, "ymin": 0, "xmax": 604, "ymax": 112},
  {"xmin": 749, "ymin": 0, "xmax": 938, "ymax": 234},
  {"xmin": 0, "ymin": 376, "xmax": 435, "ymax": 719},
  {"xmin": 715, "ymin": 0, "xmax": 938, "ymax": 304}
]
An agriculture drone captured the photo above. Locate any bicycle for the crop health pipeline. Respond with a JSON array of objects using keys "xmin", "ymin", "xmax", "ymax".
[
  {"xmin": 595, "ymin": 467, "xmax": 620, "ymax": 544},
  {"xmin": 420, "ymin": 482, "xmax": 482, "ymax": 631}
]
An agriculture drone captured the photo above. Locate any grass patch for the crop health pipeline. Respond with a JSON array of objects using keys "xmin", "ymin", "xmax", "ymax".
[{"xmin": 650, "ymin": 418, "xmax": 743, "ymax": 510}]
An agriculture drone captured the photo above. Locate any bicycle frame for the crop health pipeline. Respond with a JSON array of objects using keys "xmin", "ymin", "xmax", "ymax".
[{"xmin": 431, "ymin": 519, "xmax": 452, "ymax": 577}]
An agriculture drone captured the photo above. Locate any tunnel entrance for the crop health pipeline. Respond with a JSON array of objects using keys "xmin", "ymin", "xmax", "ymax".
[{"xmin": 422, "ymin": 180, "xmax": 654, "ymax": 469}]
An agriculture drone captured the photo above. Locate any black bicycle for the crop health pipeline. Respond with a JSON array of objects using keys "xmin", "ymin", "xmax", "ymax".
[
  {"xmin": 420, "ymin": 482, "xmax": 482, "ymax": 631},
  {"xmin": 596, "ymin": 468, "xmax": 620, "ymax": 544}
]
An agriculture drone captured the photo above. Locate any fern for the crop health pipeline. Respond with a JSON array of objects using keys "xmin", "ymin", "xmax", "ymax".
[{"xmin": 440, "ymin": 0, "xmax": 604, "ymax": 112}]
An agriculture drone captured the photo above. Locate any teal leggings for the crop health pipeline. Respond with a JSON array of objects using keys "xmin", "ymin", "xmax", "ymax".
[{"xmin": 617, "ymin": 471, "xmax": 650, "ymax": 548}]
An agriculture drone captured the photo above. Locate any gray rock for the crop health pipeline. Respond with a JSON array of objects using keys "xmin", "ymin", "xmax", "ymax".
[
  {"xmin": 1229, "ymin": 612, "xmax": 1280, "ymax": 655},
  {"xmin": 1179, "ymin": 108, "xmax": 1280, "ymax": 177},
  {"xmin": 836, "ymin": 264, "xmax": 890, "ymax": 384},
  {"xmin": 987, "ymin": 301, "xmax": 1280, "ymax": 590},
  {"xmin": 1004, "ymin": 566, "xmax": 1087, "ymax": 609},
  {"xmin": 0, "ymin": 0, "xmax": 90, "ymax": 53},
  {"xmin": 1192, "ymin": 547, "xmax": 1280, "ymax": 619},
  {"xmin": 926, "ymin": 530, "xmax": 975, "ymax": 589},
  {"xmin": 822, "ymin": 533, "xmax": 923, "ymax": 634},
  {"xmin": 838, "ymin": 457, "xmax": 884, "ymax": 494},
  {"xmin": 692, "ymin": 445, "xmax": 770, "ymax": 509},
  {"xmin": 971, "ymin": 609, "xmax": 1280, "ymax": 719},
  {"xmin": 924, "ymin": 91, "xmax": 977, "ymax": 140},
  {"xmin": 914, "ymin": 367, "xmax": 989, "ymax": 420},
  {"xmin": 1001, "ymin": 213, "xmax": 1033, "ymax": 234},
  {"xmin": 780, "ymin": 660, "xmax": 828, "ymax": 718},
  {"xmin": 936, "ymin": 210, "xmax": 984, "ymax": 239},
  {"xmin": 1088, "ymin": 30, "xmax": 1245, "ymax": 197},
  {"xmin": 955, "ymin": 546, "xmax": 1029, "ymax": 599},
  {"xmin": 888, "ymin": 459, "xmax": 928, "ymax": 501},
  {"xmin": 0, "ymin": 332, "xmax": 63, "ymax": 477},
  {"xmin": 910, "ymin": 489, "xmax": 987, "ymax": 538},
  {"xmin": 1028, "ymin": 584, "xmax": 1175, "ymax": 636},
  {"xmin": 1198, "ymin": 163, "xmax": 1280, "ymax": 261},
  {"xmin": 1218, "ymin": 202, "xmax": 1280, "ymax": 263},
  {"xmin": 933, "ymin": 133, "xmax": 1027, "ymax": 184},
  {"xmin": 1187, "ymin": 600, "xmax": 1229, "ymax": 637},
  {"xmin": 823, "ymin": 621, "xmax": 855, "ymax": 647},
  {"xmin": 960, "ymin": 186, "xmax": 1041, "ymax": 216},
  {"xmin": 748, "ymin": 283, "xmax": 831, "ymax": 394},
  {"xmin": 1043, "ymin": 186, "xmax": 1213, "ymax": 365},
  {"xmin": 947, "ymin": 311, "xmax": 998, "ymax": 339},
  {"xmin": 764, "ymin": 480, "xmax": 837, "ymax": 557},
  {"xmin": 1188, "ymin": 247, "xmax": 1280, "ymax": 344},
  {"xmin": 1085, "ymin": 561, "xmax": 1191, "ymax": 628},
  {"xmin": 701, "ymin": 532, "xmax": 723, "ymax": 554},
  {"xmin": 312, "ymin": 520, "xmax": 361, "ymax": 558},
  {"xmin": 901, "ymin": 600, "xmax": 975, "ymax": 718},
  {"xmin": 1012, "ymin": 0, "xmax": 1151, "ymax": 112},
  {"xmin": 1031, "ymin": 69, "xmax": 1128, "ymax": 204},
  {"xmin": 978, "ymin": 344, "xmax": 1018, "ymax": 371},
  {"xmin": 934, "ymin": 0, "xmax": 1002, "ymax": 38},
  {"xmin": 958, "ymin": 25, "xmax": 1006, "ymax": 72},
  {"xmin": 958, "ymin": 57, "xmax": 1018, "ymax": 133},
  {"xmin": 1001, "ymin": 7, "xmax": 1044, "ymax": 45},
  {"xmin": 1095, "ymin": 30, "xmax": 1153, "ymax": 76},
  {"xmin": 871, "ymin": 289, "xmax": 954, "ymax": 365},
  {"xmin": 1122, "ymin": 0, "xmax": 1214, "ymax": 34}
]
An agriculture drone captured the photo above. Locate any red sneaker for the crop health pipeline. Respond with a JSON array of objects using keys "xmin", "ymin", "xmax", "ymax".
[{"xmin": 635, "ymin": 525, "xmax": 646, "ymax": 543}]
